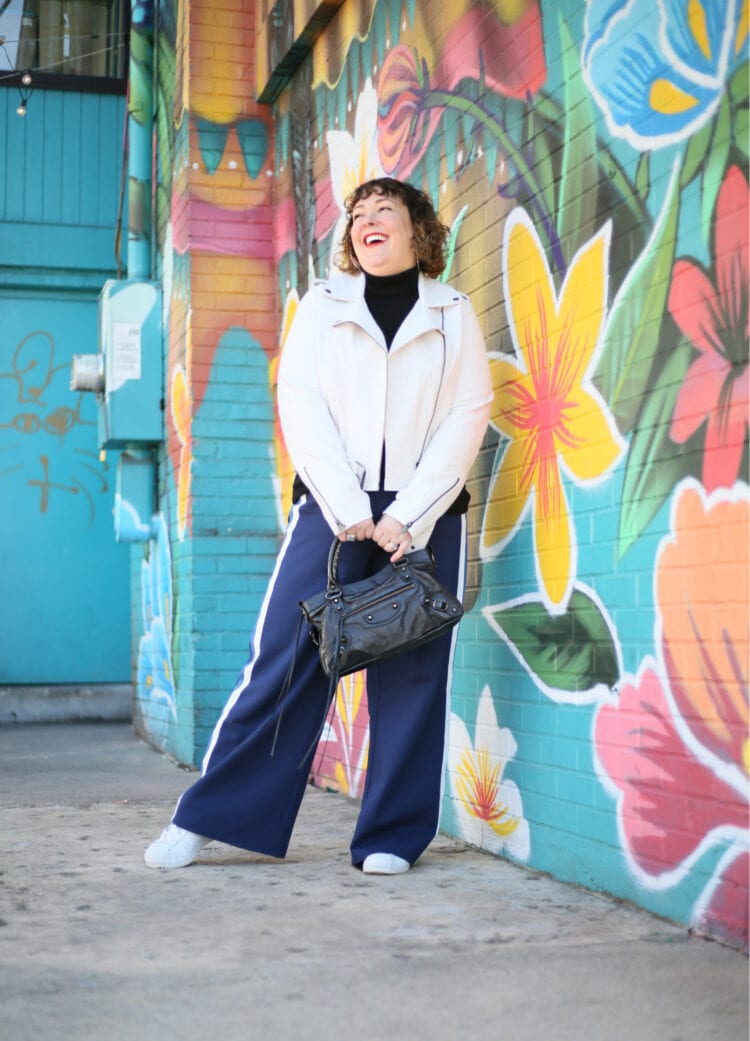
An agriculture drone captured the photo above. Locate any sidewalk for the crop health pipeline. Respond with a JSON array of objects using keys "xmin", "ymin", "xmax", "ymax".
[{"xmin": 1, "ymin": 722, "xmax": 747, "ymax": 1041}]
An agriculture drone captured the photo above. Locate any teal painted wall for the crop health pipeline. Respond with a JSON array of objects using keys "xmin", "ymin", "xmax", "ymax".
[{"xmin": 0, "ymin": 87, "xmax": 131, "ymax": 686}]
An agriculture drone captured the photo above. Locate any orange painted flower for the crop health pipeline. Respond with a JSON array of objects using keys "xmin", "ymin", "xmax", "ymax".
[
  {"xmin": 594, "ymin": 480, "xmax": 749, "ymax": 947},
  {"xmin": 656, "ymin": 481, "xmax": 749, "ymax": 777},
  {"xmin": 481, "ymin": 207, "xmax": 624, "ymax": 612}
]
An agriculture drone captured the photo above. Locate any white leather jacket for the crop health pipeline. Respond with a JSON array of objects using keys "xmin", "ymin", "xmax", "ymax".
[{"xmin": 278, "ymin": 271, "xmax": 493, "ymax": 548}]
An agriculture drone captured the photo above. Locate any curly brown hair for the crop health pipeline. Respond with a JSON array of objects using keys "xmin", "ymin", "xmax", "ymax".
[{"xmin": 335, "ymin": 177, "xmax": 450, "ymax": 278}]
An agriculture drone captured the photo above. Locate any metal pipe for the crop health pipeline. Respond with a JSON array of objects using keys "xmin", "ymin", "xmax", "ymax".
[{"xmin": 127, "ymin": 0, "xmax": 155, "ymax": 280}]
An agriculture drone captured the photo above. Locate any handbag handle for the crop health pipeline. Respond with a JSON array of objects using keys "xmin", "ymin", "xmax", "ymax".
[{"xmin": 326, "ymin": 538, "xmax": 435, "ymax": 592}]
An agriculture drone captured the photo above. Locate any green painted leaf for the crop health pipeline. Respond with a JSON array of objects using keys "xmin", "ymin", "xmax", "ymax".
[
  {"xmin": 700, "ymin": 93, "xmax": 731, "ymax": 248},
  {"xmin": 596, "ymin": 157, "xmax": 681, "ymax": 431},
  {"xmin": 484, "ymin": 587, "xmax": 620, "ymax": 699},
  {"xmin": 444, "ymin": 115, "xmax": 458, "ymax": 179},
  {"xmin": 680, "ymin": 114, "xmax": 715, "ymax": 187},
  {"xmin": 729, "ymin": 60, "xmax": 750, "ymax": 105},
  {"xmin": 736, "ymin": 106, "xmax": 749, "ymax": 159},
  {"xmin": 440, "ymin": 204, "xmax": 469, "ymax": 283},
  {"xmin": 618, "ymin": 337, "xmax": 695, "ymax": 557},
  {"xmin": 635, "ymin": 153, "xmax": 650, "ymax": 201},
  {"xmin": 556, "ymin": 15, "xmax": 599, "ymax": 268},
  {"xmin": 484, "ymin": 135, "xmax": 499, "ymax": 183}
]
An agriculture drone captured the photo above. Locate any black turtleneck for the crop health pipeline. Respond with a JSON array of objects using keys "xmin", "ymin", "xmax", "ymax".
[{"xmin": 364, "ymin": 266, "xmax": 419, "ymax": 348}]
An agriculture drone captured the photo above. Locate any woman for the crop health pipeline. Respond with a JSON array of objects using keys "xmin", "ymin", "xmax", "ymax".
[{"xmin": 144, "ymin": 177, "xmax": 492, "ymax": 874}]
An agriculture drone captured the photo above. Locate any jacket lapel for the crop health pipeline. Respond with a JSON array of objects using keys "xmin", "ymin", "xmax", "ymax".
[{"xmin": 321, "ymin": 272, "xmax": 463, "ymax": 353}]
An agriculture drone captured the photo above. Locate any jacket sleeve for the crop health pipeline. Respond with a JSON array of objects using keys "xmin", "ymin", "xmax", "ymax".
[
  {"xmin": 384, "ymin": 298, "xmax": 493, "ymax": 547},
  {"xmin": 277, "ymin": 286, "xmax": 372, "ymax": 534}
]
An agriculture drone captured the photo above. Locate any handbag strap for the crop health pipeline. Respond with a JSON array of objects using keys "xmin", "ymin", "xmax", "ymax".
[
  {"xmin": 270, "ymin": 602, "xmax": 343, "ymax": 772},
  {"xmin": 327, "ymin": 538, "xmax": 344, "ymax": 591},
  {"xmin": 269, "ymin": 611, "xmax": 305, "ymax": 757},
  {"xmin": 327, "ymin": 537, "xmax": 435, "ymax": 591}
]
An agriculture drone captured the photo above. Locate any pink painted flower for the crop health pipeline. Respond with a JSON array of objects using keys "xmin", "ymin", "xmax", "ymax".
[
  {"xmin": 311, "ymin": 671, "xmax": 369, "ymax": 799},
  {"xmin": 669, "ymin": 165, "xmax": 749, "ymax": 492},
  {"xmin": 376, "ymin": 46, "xmax": 443, "ymax": 178},
  {"xmin": 595, "ymin": 481, "xmax": 749, "ymax": 948}
]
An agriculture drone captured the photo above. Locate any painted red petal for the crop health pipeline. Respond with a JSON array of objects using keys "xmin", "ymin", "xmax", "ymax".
[
  {"xmin": 714, "ymin": 166, "xmax": 749, "ymax": 334},
  {"xmin": 702, "ymin": 373, "xmax": 749, "ymax": 490},
  {"xmin": 694, "ymin": 850, "xmax": 749, "ymax": 950},
  {"xmin": 668, "ymin": 259, "xmax": 724, "ymax": 357},
  {"xmin": 595, "ymin": 669, "xmax": 748, "ymax": 877},
  {"xmin": 669, "ymin": 352, "xmax": 730, "ymax": 443}
]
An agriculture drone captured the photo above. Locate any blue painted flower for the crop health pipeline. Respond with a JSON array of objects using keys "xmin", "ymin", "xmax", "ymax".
[
  {"xmin": 137, "ymin": 514, "xmax": 177, "ymax": 748},
  {"xmin": 583, "ymin": 0, "xmax": 748, "ymax": 150}
]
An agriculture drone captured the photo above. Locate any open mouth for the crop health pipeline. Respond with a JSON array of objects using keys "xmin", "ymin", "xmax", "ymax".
[{"xmin": 363, "ymin": 233, "xmax": 387, "ymax": 246}]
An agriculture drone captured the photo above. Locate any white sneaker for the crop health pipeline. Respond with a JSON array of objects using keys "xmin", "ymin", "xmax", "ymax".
[
  {"xmin": 144, "ymin": 823, "xmax": 210, "ymax": 869},
  {"xmin": 362, "ymin": 853, "xmax": 411, "ymax": 875}
]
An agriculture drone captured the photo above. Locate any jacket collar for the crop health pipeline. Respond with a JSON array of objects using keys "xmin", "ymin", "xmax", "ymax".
[{"xmin": 319, "ymin": 272, "xmax": 463, "ymax": 352}]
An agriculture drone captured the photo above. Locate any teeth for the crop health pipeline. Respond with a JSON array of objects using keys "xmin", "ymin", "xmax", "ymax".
[{"xmin": 365, "ymin": 233, "xmax": 386, "ymax": 245}]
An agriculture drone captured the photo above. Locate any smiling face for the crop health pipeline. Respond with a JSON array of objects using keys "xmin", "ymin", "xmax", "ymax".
[{"xmin": 350, "ymin": 190, "xmax": 417, "ymax": 276}]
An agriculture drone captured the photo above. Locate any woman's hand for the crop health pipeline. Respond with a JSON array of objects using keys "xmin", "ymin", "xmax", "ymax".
[
  {"xmin": 339, "ymin": 517, "xmax": 375, "ymax": 542},
  {"xmin": 372, "ymin": 514, "xmax": 412, "ymax": 562}
]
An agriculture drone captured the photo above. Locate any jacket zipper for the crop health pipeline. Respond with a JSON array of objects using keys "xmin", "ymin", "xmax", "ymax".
[
  {"xmin": 302, "ymin": 466, "xmax": 345, "ymax": 529},
  {"xmin": 416, "ymin": 311, "xmax": 447, "ymax": 464},
  {"xmin": 405, "ymin": 476, "xmax": 460, "ymax": 529}
]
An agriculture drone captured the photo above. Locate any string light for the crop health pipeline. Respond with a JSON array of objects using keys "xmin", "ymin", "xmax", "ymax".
[{"xmin": 0, "ymin": 31, "xmax": 127, "ymax": 115}]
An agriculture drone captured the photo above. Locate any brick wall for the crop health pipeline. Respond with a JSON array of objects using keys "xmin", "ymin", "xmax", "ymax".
[{"xmin": 134, "ymin": 0, "xmax": 749, "ymax": 950}]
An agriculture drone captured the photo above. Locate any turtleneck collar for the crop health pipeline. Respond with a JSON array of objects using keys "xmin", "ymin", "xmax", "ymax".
[{"xmin": 363, "ymin": 266, "xmax": 419, "ymax": 298}]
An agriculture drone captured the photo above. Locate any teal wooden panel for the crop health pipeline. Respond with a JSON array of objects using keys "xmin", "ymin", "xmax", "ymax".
[
  {"xmin": 21, "ymin": 89, "xmax": 45, "ymax": 221},
  {"xmin": 41, "ymin": 91, "xmax": 64, "ymax": 223},
  {"xmin": 59, "ymin": 91, "xmax": 82, "ymax": 226},
  {"xmin": 79, "ymin": 93, "xmax": 101, "ymax": 222},
  {"xmin": 2, "ymin": 89, "xmax": 25, "ymax": 220},
  {"xmin": 0, "ymin": 88, "xmax": 126, "ymax": 267},
  {"xmin": 0, "ymin": 294, "xmax": 131, "ymax": 683}
]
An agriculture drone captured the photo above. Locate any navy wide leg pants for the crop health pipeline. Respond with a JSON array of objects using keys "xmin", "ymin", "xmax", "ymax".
[{"xmin": 172, "ymin": 491, "xmax": 465, "ymax": 867}]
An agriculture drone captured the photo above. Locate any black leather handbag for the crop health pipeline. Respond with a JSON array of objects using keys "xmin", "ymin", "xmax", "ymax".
[
  {"xmin": 272, "ymin": 539, "xmax": 463, "ymax": 764},
  {"xmin": 300, "ymin": 538, "xmax": 464, "ymax": 678}
]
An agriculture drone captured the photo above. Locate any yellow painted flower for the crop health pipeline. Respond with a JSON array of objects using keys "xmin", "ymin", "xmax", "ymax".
[
  {"xmin": 447, "ymin": 685, "xmax": 530, "ymax": 859},
  {"xmin": 269, "ymin": 289, "xmax": 299, "ymax": 528},
  {"xmin": 481, "ymin": 207, "xmax": 624, "ymax": 613}
]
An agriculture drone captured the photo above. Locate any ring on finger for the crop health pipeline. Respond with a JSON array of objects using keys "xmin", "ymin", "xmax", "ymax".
[
  {"xmin": 346, "ymin": 534, "xmax": 356, "ymax": 541},
  {"xmin": 386, "ymin": 540, "xmax": 398, "ymax": 550}
]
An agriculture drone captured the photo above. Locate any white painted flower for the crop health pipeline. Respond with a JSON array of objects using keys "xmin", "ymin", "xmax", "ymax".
[
  {"xmin": 326, "ymin": 78, "xmax": 385, "ymax": 272},
  {"xmin": 327, "ymin": 77, "xmax": 385, "ymax": 207},
  {"xmin": 447, "ymin": 685, "xmax": 531, "ymax": 860}
]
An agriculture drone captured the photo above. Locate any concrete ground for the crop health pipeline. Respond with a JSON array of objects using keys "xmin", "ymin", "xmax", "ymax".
[{"xmin": 0, "ymin": 722, "xmax": 747, "ymax": 1041}]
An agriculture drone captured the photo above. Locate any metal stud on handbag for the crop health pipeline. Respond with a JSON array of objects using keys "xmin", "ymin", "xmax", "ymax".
[{"xmin": 300, "ymin": 538, "xmax": 464, "ymax": 678}]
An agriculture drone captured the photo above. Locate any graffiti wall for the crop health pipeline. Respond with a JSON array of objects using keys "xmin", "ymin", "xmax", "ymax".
[
  {"xmin": 277, "ymin": 0, "xmax": 749, "ymax": 948},
  {"xmin": 137, "ymin": 0, "xmax": 748, "ymax": 948}
]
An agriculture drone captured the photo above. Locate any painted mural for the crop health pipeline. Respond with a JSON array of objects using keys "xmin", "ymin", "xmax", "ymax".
[
  {"xmin": 271, "ymin": 0, "xmax": 749, "ymax": 948},
  {"xmin": 135, "ymin": 0, "xmax": 748, "ymax": 949}
]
